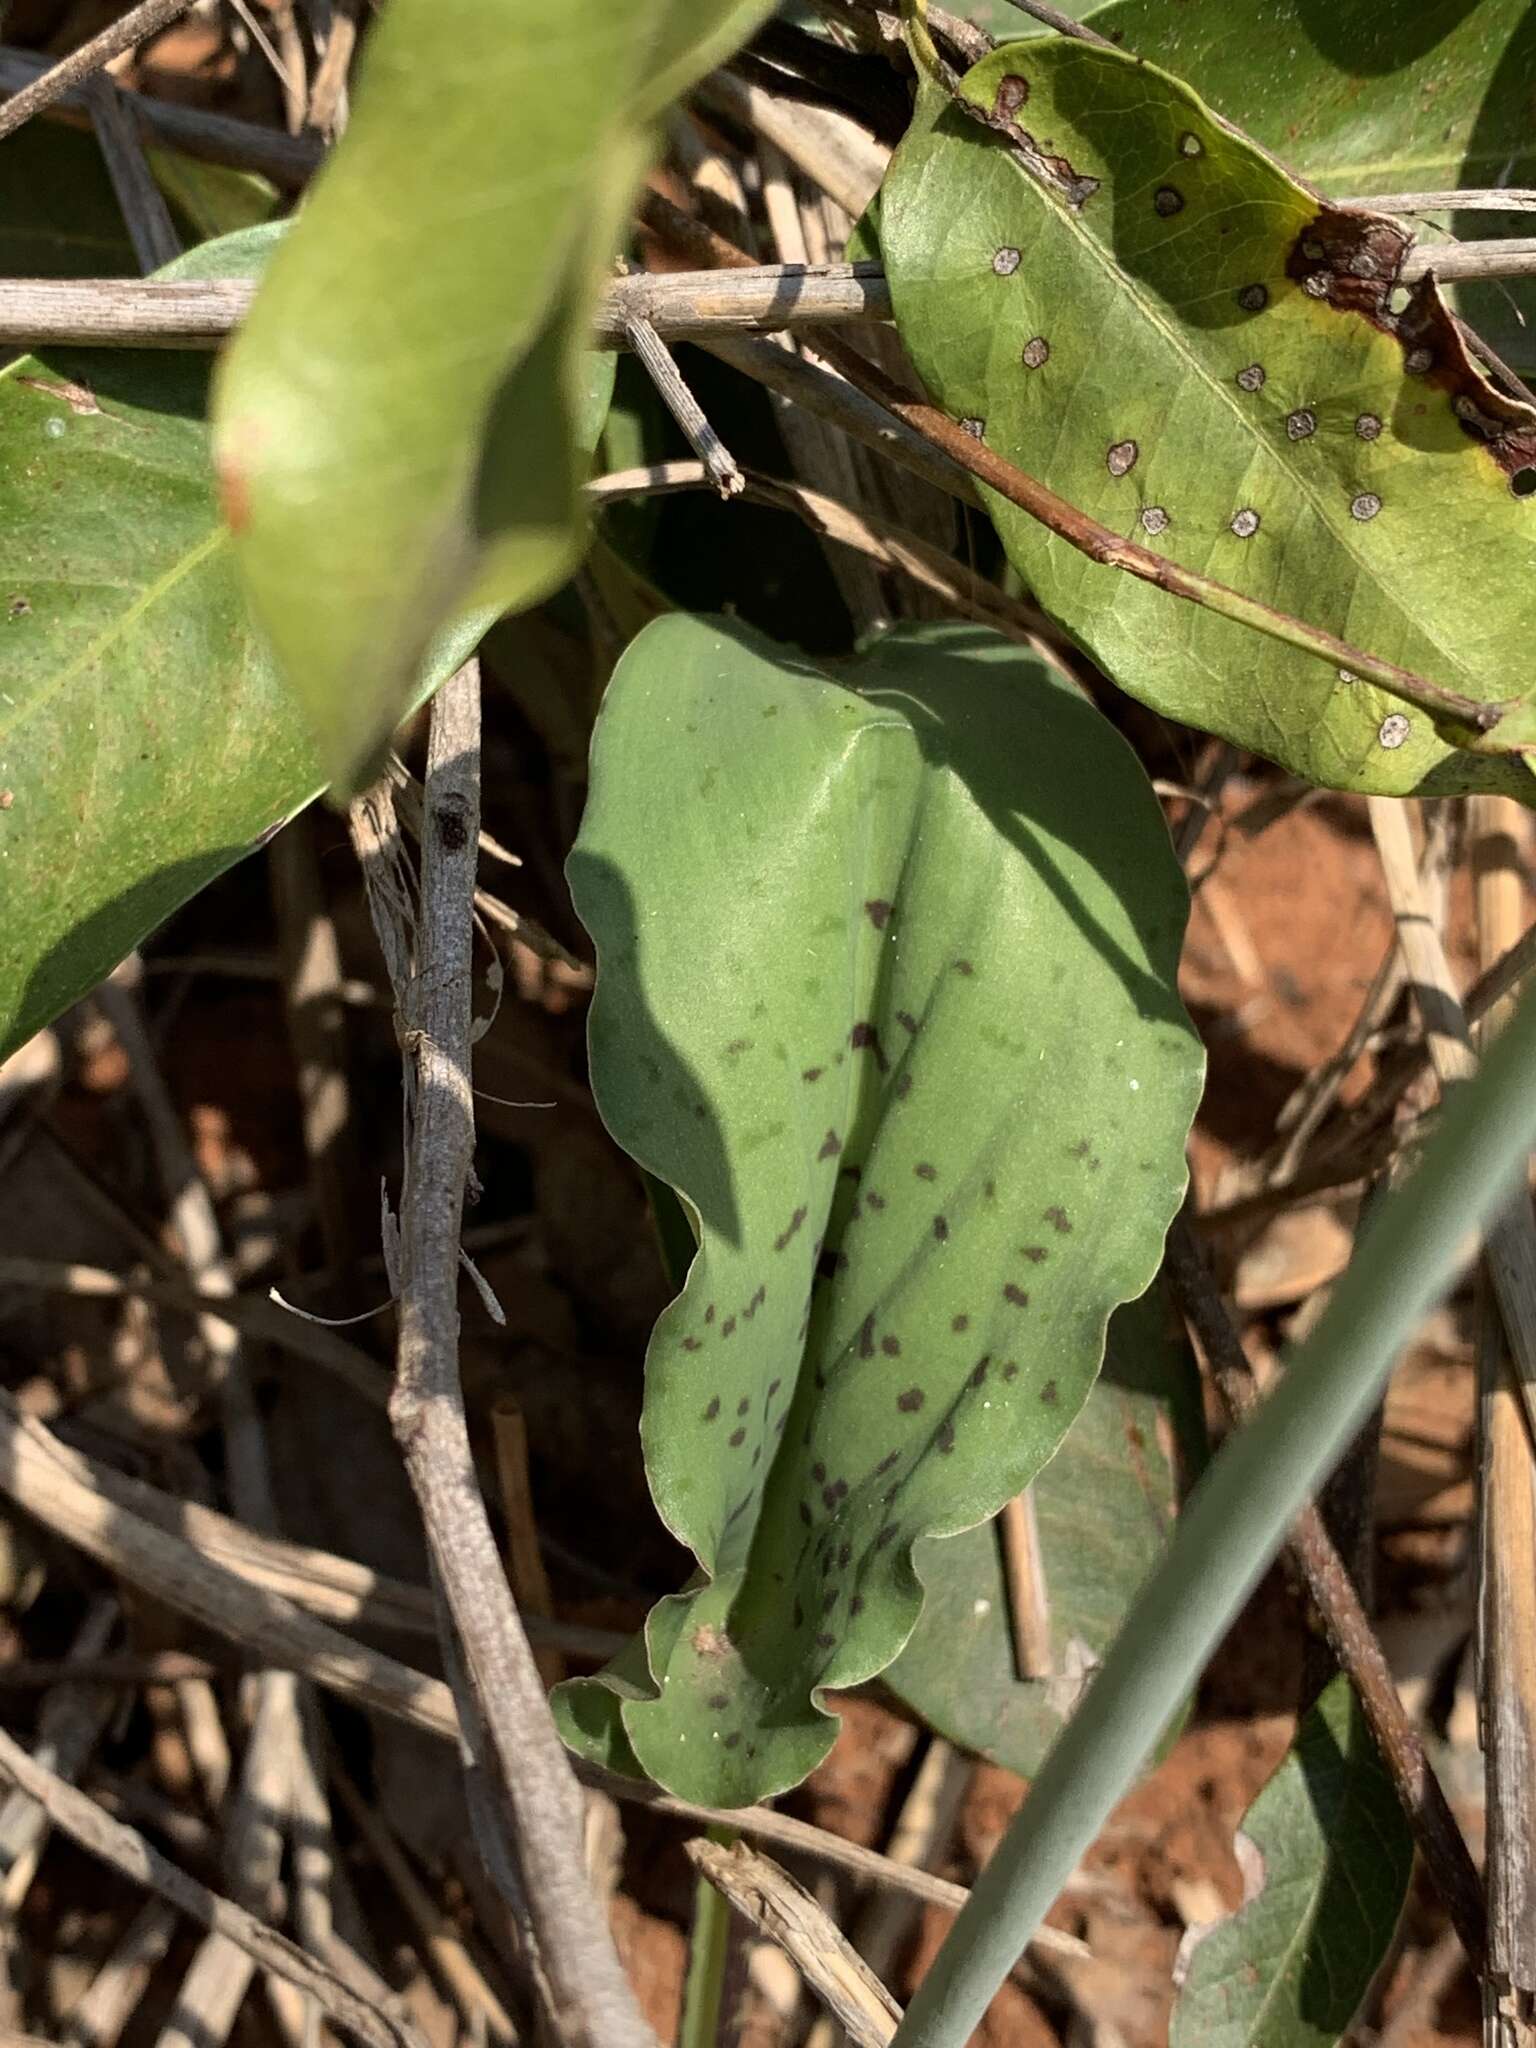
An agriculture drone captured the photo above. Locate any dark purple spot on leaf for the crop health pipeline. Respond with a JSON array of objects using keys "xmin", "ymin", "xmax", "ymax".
[
  {"xmin": 816, "ymin": 1632, "xmax": 836, "ymax": 1650},
  {"xmin": 850, "ymin": 1595, "xmax": 865, "ymax": 1616},
  {"xmin": 897, "ymin": 1388, "xmax": 924, "ymax": 1413},
  {"xmin": 865, "ymin": 899, "xmax": 893, "ymax": 929},
  {"xmin": 859, "ymin": 1315, "xmax": 876, "ymax": 1360},
  {"xmin": 895, "ymin": 1071, "xmax": 912, "ymax": 1100},
  {"xmin": 704, "ymin": 1397, "xmax": 720, "ymax": 1421},
  {"xmin": 723, "ymin": 1317, "xmax": 736, "ymax": 1338},
  {"xmin": 952, "ymin": 1313, "xmax": 970, "ymax": 1333},
  {"xmin": 737, "ymin": 1397, "xmax": 750, "ymax": 1417},
  {"xmin": 1236, "ymin": 283, "xmax": 1268, "ymax": 312},
  {"xmin": 1154, "ymin": 185, "xmax": 1184, "ymax": 217},
  {"xmin": 896, "ymin": 1010, "xmax": 919, "ymax": 1035},
  {"xmin": 915, "ymin": 1163, "xmax": 937, "ymax": 1182},
  {"xmin": 954, "ymin": 959, "xmax": 974, "ymax": 976},
  {"xmin": 970, "ymin": 1358, "xmax": 990, "ymax": 1388},
  {"xmin": 933, "ymin": 1215, "xmax": 949, "ymax": 1241},
  {"xmin": 774, "ymin": 1207, "xmax": 808, "ymax": 1253},
  {"xmin": 876, "ymin": 1523, "xmax": 897, "ymax": 1549},
  {"xmin": 876, "ymin": 1451, "xmax": 899, "ymax": 1475},
  {"xmin": 708, "ymin": 1692, "xmax": 729, "ymax": 1711},
  {"xmin": 818, "ymin": 1129, "xmax": 842, "ymax": 1162},
  {"xmin": 882, "ymin": 1334, "xmax": 901, "ymax": 1357},
  {"xmin": 729, "ymin": 1427, "xmax": 746, "ymax": 1447},
  {"xmin": 1003, "ymin": 1362, "xmax": 1019, "ymax": 1382},
  {"xmin": 850, "ymin": 1021, "xmax": 888, "ymax": 1072},
  {"xmin": 1044, "ymin": 1206, "xmax": 1071, "ymax": 1233},
  {"xmin": 802, "ymin": 1066, "xmax": 824, "ymax": 1083},
  {"xmin": 1004, "ymin": 1284, "xmax": 1030, "ymax": 1308},
  {"xmin": 682, "ymin": 1336, "xmax": 701, "ymax": 1352},
  {"xmin": 937, "ymin": 1420, "xmax": 956, "ymax": 1454},
  {"xmin": 1040, "ymin": 1379, "xmax": 1059, "ymax": 1405},
  {"xmin": 723, "ymin": 1732, "xmax": 741, "ymax": 1749}
]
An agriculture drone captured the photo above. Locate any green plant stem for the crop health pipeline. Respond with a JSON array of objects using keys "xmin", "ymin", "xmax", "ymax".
[
  {"xmin": 679, "ymin": 1825, "xmax": 739, "ymax": 2048},
  {"xmin": 890, "ymin": 982, "xmax": 1536, "ymax": 2048}
]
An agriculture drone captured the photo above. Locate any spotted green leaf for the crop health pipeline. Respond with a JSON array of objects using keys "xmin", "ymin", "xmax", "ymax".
[
  {"xmin": 880, "ymin": 37, "xmax": 1536, "ymax": 800},
  {"xmin": 1074, "ymin": 0, "xmax": 1536, "ymax": 373},
  {"xmin": 0, "ymin": 227, "xmax": 479, "ymax": 1062},
  {"xmin": 1170, "ymin": 1673, "xmax": 1412, "ymax": 2048},
  {"xmin": 885, "ymin": 1282, "xmax": 1204, "ymax": 1776},
  {"xmin": 553, "ymin": 614, "xmax": 1202, "ymax": 1806},
  {"xmin": 212, "ymin": 0, "xmax": 775, "ymax": 798}
]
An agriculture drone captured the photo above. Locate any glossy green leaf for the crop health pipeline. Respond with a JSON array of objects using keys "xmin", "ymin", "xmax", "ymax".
[
  {"xmin": 554, "ymin": 615, "xmax": 1202, "ymax": 1805},
  {"xmin": 1170, "ymin": 1674, "xmax": 1412, "ymax": 2048},
  {"xmin": 0, "ymin": 227, "xmax": 478, "ymax": 1061},
  {"xmin": 213, "ymin": 0, "xmax": 776, "ymax": 798},
  {"xmin": 880, "ymin": 37, "xmax": 1536, "ymax": 800},
  {"xmin": 885, "ymin": 1282, "xmax": 1203, "ymax": 1776},
  {"xmin": 1076, "ymin": 0, "xmax": 1536, "ymax": 371}
]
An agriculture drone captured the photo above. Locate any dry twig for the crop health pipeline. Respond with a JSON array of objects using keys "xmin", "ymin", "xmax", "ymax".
[{"xmin": 0, "ymin": 0, "xmax": 194, "ymax": 141}]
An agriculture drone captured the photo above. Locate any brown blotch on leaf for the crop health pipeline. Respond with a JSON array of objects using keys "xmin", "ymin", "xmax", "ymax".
[
  {"xmin": 704, "ymin": 1396, "xmax": 720, "ymax": 1421},
  {"xmin": 865, "ymin": 899, "xmax": 893, "ymax": 928},
  {"xmin": 1004, "ymin": 1283, "xmax": 1030, "ymax": 1308},
  {"xmin": 774, "ymin": 1206, "xmax": 808, "ymax": 1253},
  {"xmin": 737, "ymin": 1397, "xmax": 751, "ymax": 1417},
  {"xmin": 954, "ymin": 959, "xmax": 975, "ymax": 976},
  {"xmin": 850, "ymin": 1021, "xmax": 888, "ymax": 1072},
  {"xmin": 1153, "ymin": 185, "xmax": 1184, "ymax": 217},
  {"xmin": 818, "ymin": 1129, "xmax": 842, "ymax": 1161},
  {"xmin": 728, "ymin": 1427, "xmax": 746, "ymax": 1447},
  {"xmin": 1045, "ymin": 1205, "xmax": 1072, "ymax": 1233},
  {"xmin": 802, "ymin": 1066, "xmax": 824, "ymax": 1083},
  {"xmin": 897, "ymin": 1387, "xmax": 925, "ymax": 1413},
  {"xmin": 767, "ymin": 1377, "xmax": 781, "ymax": 1399},
  {"xmin": 1022, "ymin": 335, "xmax": 1050, "ymax": 370},
  {"xmin": 1021, "ymin": 1245, "xmax": 1047, "ymax": 1263},
  {"xmin": 682, "ymin": 1336, "xmax": 701, "ymax": 1352},
  {"xmin": 994, "ymin": 73, "xmax": 1029, "ymax": 115},
  {"xmin": 934, "ymin": 1215, "xmax": 949, "ymax": 1242},
  {"xmin": 1040, "ymin": 1379, "xmax": 1059, "ymax": 1405},
  {"xmin": 952, "ymin": 1313, "xmax": 970, "ymax": 1333},
  {"xmin": 705, "ymin": 1304, "xmax": 716, "ymax": 1324},
  {"xmin": 915, "ymin": 1162, "xmax": 937, "ymax": 1182},
  {"xmin": 881, "ymin": 1334, "xmax": 901, "ymax": 1358}
]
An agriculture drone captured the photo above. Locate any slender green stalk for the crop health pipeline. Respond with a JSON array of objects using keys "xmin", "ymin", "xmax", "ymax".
[
  {"xmin": 678, "ymin": 1825, "xmax": 738, "ymax": 2048},
  {"xmin": 891, "ymin": 984, "xmax": 1536, "ymax": 2048}
]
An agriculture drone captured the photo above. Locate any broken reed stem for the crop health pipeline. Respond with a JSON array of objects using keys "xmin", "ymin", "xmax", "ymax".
[
  {"xmin": 1165, "ymin": 1219, "xmax": 1489, "ymax": 1973},
  {"xmin": 688, "ymin": 1839, "xmax": 903, "ymax": 2048},
  {"xmin": 998, "ymin": 1492, "xmax": 1053, "ymax": 1679},
  {"xmin": 384, "ymin": 663, "xmax": 657, "ymax": 2048},
  {"xmin": 0, "ymin": 0, "xmax": 194, "ymax": 141},
  {"xmin": 623, "ymin": 313, "xmax": 745, "ymax": 496},
  {"xmin": 1469, "ymin": 794, "xmax": 1536, "ymax": 2041}
]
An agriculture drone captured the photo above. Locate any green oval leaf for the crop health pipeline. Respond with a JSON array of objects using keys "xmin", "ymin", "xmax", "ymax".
[
  {"xmin": 212, "ymin": 0, "xmax": 775, "ymax": 797},
  {"xmin": 1170, "ymin": 1673, "xmax": 1412, "ymax": 2048},
  {"xmin": 0, "ymin": 226, "xmax": 477, "ymax": 1061},
  {"xmin": 880, "ymin": 37, "xmax": 1536, "ymax": 799},
  {"xmin": 885, "ymin": 1282, "xmax": 1204, "ymax": 1776},
  {"xmin": 554, "ymin": 615, "xmax": 1202, "ymax": 1805}
]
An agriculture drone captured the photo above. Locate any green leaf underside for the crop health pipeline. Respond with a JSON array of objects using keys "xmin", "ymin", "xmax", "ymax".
[
  {"xmin": 212, "ymin": 0, "xmax": 773, "ymax": 798},
  {"xmin": 880, "ymin": 38, "xmax": 1536, "ymax": 801},
  {"xmin": 555, "ymin": 615, "xmax": 1202, "ymax": 1806},
  {"xmin": 1075, "ymin": 0, "xmax": 1536, "ymax": 371},
  {"xmin": 0, "ymin": 227, "xmax": 478, "ymax": 1062},
  {"xmin": 885, "ymin": 1282, "xmax": 1201, "ymax": 1777},
  {"xmin": 1170, "ymin": 1674, "xmax": 1412, "ymax": 2048}
]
